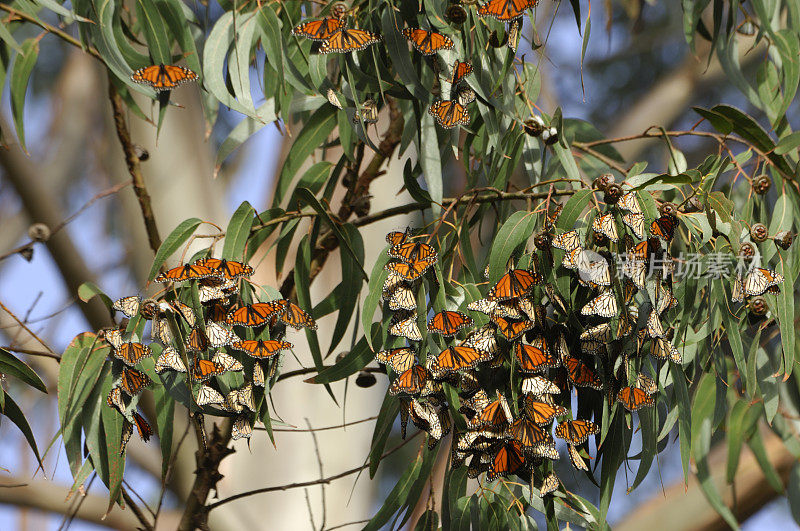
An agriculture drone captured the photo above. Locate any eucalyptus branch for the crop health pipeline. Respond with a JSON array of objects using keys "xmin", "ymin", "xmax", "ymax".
[
  {"xmin": 256, "ymin": 415, "xmax": 378, "ymax": 433},
  {"xmin": 107, "ymin": 80, "xmax": 163, "ymax": 255},
  {"xmin": 0, "ymin": 3, "xmax": 103, "ymax": 60},
  {"xmin": 205, "ymin": 432, "xmax": 420, "ymax": 511},
  {"xmin": 0, "ymin": 345, "xmax": 61, "ymax": 361}
]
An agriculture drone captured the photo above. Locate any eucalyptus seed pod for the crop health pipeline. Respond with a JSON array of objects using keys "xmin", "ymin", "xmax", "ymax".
[
  {"xmin": 331, "ymin": 1, "xmax": 348, "ymax": 19},
  {"xmin": 659, "ymin": 202, "xmax": 677, "ymax": 217},
  {"xmin": 541, "ymin": 127, "xmax": 558, "ymax": 145},
  {"xmin": 446, "ymin": 3, "xmax": 467, "ymax": 24},
  {"xmin": 534, "ymin": 231, "xmax": 551, "ymax": 251},
  {"xmin": 604, "ymin": 183, "xmax": 623, "ymax": 204},
  {"xmin": 523, "ymin": 116, "xmax": 545, "ymax": 137},
  {"xmin": 355, "ymin": 371, "xmax": 377, "ymax": 388},
  {"xmin": 750, "ymin": 223, "xmax": 768, "ymax": 243},
  {"xmin": 28, "ymin": 223, "xmax": 50, "ymax": 242},
  {"xmin": 773, "ymin": 230, "xmax": 794, "ymax": 250},
  {"xmin": 749, "ymin": 296, "xmax": 768, "ymax": 317},
  {"xmin": 739, "ymin": 242, "xmax": 756, "ymax": 258},
  {"xmin": 682, "ymin": 197, "xmax": 704, "ymax": 213},
  {"xmin": 752, "ymin": 174, "xmax": 771, "ymax": 195}
]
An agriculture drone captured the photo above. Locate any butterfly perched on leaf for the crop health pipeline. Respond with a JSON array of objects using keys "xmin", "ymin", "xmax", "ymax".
[
  {"xmin": 388, "ymin": 364, "xmax": 428, "ymax": 396},
  {"xmin": 478, "ymin": 0, "xmax": 538, "ymax": 21},
  {"xmin": 581, "ymin": 290, "xmax": 618, "ymax": 318},
  {"xmin": 319, "ymin": 26, "xmax": 381, "ymax": 53},
  {"xmin": 514, "ymin": 342, "xmax": 560, "ymax": 373},
  {"xmin": 451, "ymin": 60, "xmax": 473, "ymax": 85},
  {"xmin": 622, "ymin": 212, "xmax": 646, "ymax": 239},
  {"xmin": 652, "ymin": 337, "xmax": 682, "ymax": 363},
  {"xmin": 487, "ymin": 268, "xmax": 541, "ymax": 301},
  {"xmin": 155, "ymin": 263, "xmax": 216, "ymax": 283},
  {"xmin": 132, "ymin": 412, "xmax": 152, "ymax": 441},
  {"xmin": 433, "ymin": 345, "xmax": 493, "ymax": 373},
  {"xmin": 428, "ymin": 100, "xmax": 470, "ymax": 129},
  {"xmin": 385, "ymin": 258, "xmax": 436, "ymax": 281},
  {"xmin": 120, "ymin": 366, "xmax": 151, "ymax": 396},
  {"xmin": 522, "ymin": 375, "xmax": 561, "ymax": 396},
  {"xmin": 487, "ymin": 439, "xmax": 527, "ymax": 480},
  {"xmin": 353, "ymin": 99, "xmax": 379, "ymax": 124},
  {"xmin": 523, "ymin": 395, "xmax": 568, "ymax": 425},
  {"xmin": 492, "ymin": 315, "xmax": 535, "ymax": 341},
  {"xmin": 211, "ymin": 352, "xmax": 244, "ymax": 372},
  {"xmin": 375, "ymin": 347, "xmax": 416, "ymax": 374},
  {"xmin": 196, "ymin": 384, "xmax": 225, "ymax": 407},
  {"xmin": 555, "ymin": 419, "xmax": 599, "ymax": 445},
  {"xmin": 112, "ymin": 296, "xmax": 141, "ymax": 318},
  {"xmin": 232, "ymin": 416, "xmax": 253, "ymax": 440},
  {"xmin": 195, "ymin": 258, "xmax": 253, "ymax": 280},
  {"xmin": 389, "ymin": 239, "xmax": 438, "ymax": 264},
  {"xmin": 540, "ymin": 473, "xmax": 560, "ymax": 495},
  {"xmin": 469, "ymin": 393, "xmax": 514, "ymax": 428},
  {"xmin": 427, "ymin": 310, "xmax": 473, "ymax": 336},
  {"xmin": 191, "ymin": 359, "xmax": 227, "ymax": 382},
  {"xmin": 225, "ymin": 302, "xmax": 284, "ymax": 327},
  {"xmin": 276, "ymin": 300, "xmax": 318, "ymax": 330},
  {"xmin": 616, "ymin": 386, "xmax": 655, "ymax": 411},
  {"xmin": 401, "ymin": 28, "xmax": 454, "ymax": 55},
  {"xmin": 131, "ymin": 64, "xmax": 198, "ymax": 92},
  {"xmin": 155, "ymin": 346, "xmax": 186, "ymax": 374},
  {"xmin": 114, "ymin": 342, "xmax": 152, "ymax": 367},
  {"xmin": 106, "ymin": 386, "xmax": 126, "ymax": 414},
  {"xmin": 230, "ymin": 339, "xmax": 292, "ymax": 359},
  {"xmin": 505, "ymin": 417, "xmax": 553, "ymax": 449},
  {"xmin": 564, "ymin": 356, "xmax": 603, "ymax": 389},
  {"xmin": 551, "ymin": 230, "xmax": 581, "ymax": 251},
  {"xmin": 567, "ymin": 443, "xmax": 588, "ymax": 471},
  {"xmin": 389, "ymin": 311, "xmax": 422, "ymax": 341},
  {"xmin": 292, "ymin": 17, "xmax": 342, "ymax": 41},
  {"xmin": 650, "ymin": 214, "xmax": 676, "ymax": 241},
  {"xmin": 592, "ymin": 213, "xmax": 619, "ymax": 242},
  {"xmin": 743, "ymin": 267, "xmax": 784, "ymax": 296}
]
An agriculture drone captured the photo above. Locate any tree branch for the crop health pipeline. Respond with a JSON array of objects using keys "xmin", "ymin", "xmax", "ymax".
[{"xmin": 107, "ymin": 80, "xmax": 163, "ymax": 254}]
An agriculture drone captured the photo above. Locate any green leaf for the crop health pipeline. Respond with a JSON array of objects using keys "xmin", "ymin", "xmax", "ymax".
[
  {"xmin": 308, "ymin": 324, "xmax": 379, "ymax": 384},
  {"xmin": 222, "ymin": 201, "xmax": 255, "ymax": 261},
  {"xmin": 725, "ymin": 400, "xmax": 750, "ymax": 483},
  {"xmin": 0, "ymin": 19, "xmax": 23, "ymax": 54},
  {"xmin": 775, "ymin": 132, "xmax": 800, "ymax": 155},
  {"xmin": 203, "ymin": 12, "xmax": 259, "ymax": 117},
  {"xmin": 77, "ymin": 281, "xmax": 113, "ymax": 310},
  {"xmin": 599, "ymin": 412, "xmax": 626, "ymax": 523},
  {"xmin": 325, "ymin": 224, "xmax": 364, "ymax": 355},
  {"xmin": 747, "ymin": 429, "xmax": 785, "ymax": 494},
  {"xmin": 273, "ymin": 106, "xmax": 337, "ymax": 207},
  {"xmin": 153, "ymin": 378, "xmax": 175, "ymax": 479},
  {"xmin": 136, "ymin": 0, "xmax": 171, "ymax": 64},
  {"xmin": 369, "ymin": 392, "xmax": 400, "ymax": 477},
  {"xmin": 789, "ymin": 462, "xmax": 800, "ymax": 525},
  {"xmin": 147, "ymin": 217, "xmax": 202, "ymax": 281},
  {"xmin": 10, "ymin": 39, "xmax": 38, "ymax": 152},
  {"xmin": 363, "ymin": 453, "xmax": 426, "ymax": 531},
  {"xmin": 487, "ymin": 211, "xmax": 536, "ymax": 282},
  {"xmin": 707, "ymin": 191, "xmax": 734, "ymax": 223},
  {"xmin": 419, "ymin": 112, "xmax": 443, "ymax": 217},
  {"xmin": 670, "ymin": 362, "xmax": 692, "ymax": 483},
  {"xmin": 362, "ymin": 246, "xmax": 391, "ymax": 351},
  {"xmin": 155, "ymin": 0, "xmax": 202, "ymax": 76},
  {"xmin": 294, "ymin": 188, "xmax": 368, "ymax": 282},
  {"xmin": 556, "ymin": 188, "xmax": 594, "ymax": 231},
  {"xmin": 0, "ymin": 348, "xmax": 47, "ymax": 393},
  {"xmin": 2, "ymin": 393, "xmax": 44, "ymax": 470}
]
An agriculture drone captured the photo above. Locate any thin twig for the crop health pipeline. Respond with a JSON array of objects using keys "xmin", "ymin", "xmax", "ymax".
[
  {"xmin": 0, "ymin": 301, "xmax": 57, "ymax": 356},
  {"xmin": 0, "ymin": 345, "xmax": 60, "ymax": 361},
  {"xmin": 323, "ymin": 519, "xmax": 371, "ymax": 531},
  {"xmin": 0, "ymin": 3, "xmax": 103, "ymax": 60},
  {"xmin": 306, "ymin": 418, "xmax": 326, "ymax": 530},
  {"xmin": 206, "ymin": 433, "xmax": 420, "ymax": 511},
  {"xmin": 256, "ymin": 416, "xmax": 377, "ymax": 433},
  {"xmin": 121, "ymin": 487, "xmax": 154, "ymax": 531},
  {"xmin": 107, "ymin": 80, "xmax": 162, "ymax": 254}
]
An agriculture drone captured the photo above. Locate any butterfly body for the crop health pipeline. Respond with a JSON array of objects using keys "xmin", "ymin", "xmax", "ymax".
[{"xmin": 131, "ymin": 64, "xmax": 198, "ymax": 92}]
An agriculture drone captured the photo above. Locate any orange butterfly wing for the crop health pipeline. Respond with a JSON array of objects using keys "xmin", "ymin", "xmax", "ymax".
[
  {"xmin": 115, "ymin": 342, "xmax": 151, "ymax": 366},
  {"xmin": 478, "ymin": 0, "xmax": 537, "ymax": 20},
  {"xmin": 192, "ymin": 359, "xmax": 227, "ymax": 382},
  {"xmin": 292, "ymin": 17, "xmax": 342, "ymax": 40},
  {"xmin": 120, "ymin": 367, "xmax": 151, "ymax": 396},
  {"xmin": 278, "ymin": 301, "xmax": 317, "ymax": 330},
  {"xmin": 514, "ymin": 343, "xmax": 559, "ymax": 373},
  {"xmin": 402, "ymin": 28, "xmax": 454, "ymax": 55},
  {"xmin": 230, "ymin": 339, "xmax": 292, "ymax": 359},
  {"xmin": 133, "ymin": 412, "xmax": 152, "ymax": 442},
  {"xmin": 427, "ymin": 310, "xmax": 473, "ymax": 336},
  {"xmin": 435, "ymin": 345, "xmax": 490, "ymax": 372},
  {"xmin": 320, "ymin": 28, "xmax": 380, "ymax": 53},
  {"xmin": 131, "ymin": 64, "xmax": 198, "ymax": 91},
  {"xmin": 385, "ymin": 259, "xmax": 434, "ymax": 281},
  {"xmin": 650, "ymin": 215, "xmax": 676, "ymax": 241},
  {"xmin": 155, "ymin": 263, "xmax": 216, "ymax": 282},
  {"xmin": 506, "ymin": 417, "xmax": 551, "ymax": 448},
  {"xmin": 564, "ymin": 356, "xmax": 603, "ymax": 389},
  {"xmin": 388, "ymin": 365, "xmax": 427, "ymax": 395},
  {"xmin": 452, "ymin": 61, "xmax": 473, "ymax": 84},
  {"xmin": 225, "ymin": 303, "xmax": 278, "ymax": 327},
  {"xmin": 555, "ymin": 419, "xmax": 599, "ymax": 445},
  {"xmin": 616, "ymin": 386, "xmax": 655, "ymax": 411},
  {"xmin": 428, "ymin": 100, "xmax": 469, "ymax": 128},
  {"xmin": 195, "ymin": 258, "xmax": 253, "ymax": 280},
  {"xmin": 487, "ymin": 269, "xmax": 540, "ymax": 301},
  {"xmin": 389, "ymin": 241, "xmax": 438, "ymax": 263},
  {"xmin": 492, "ymin": 315, "xmax": 534, "ymax": 340},
  {"xmin": 488, "ymin": 440, "xmax": 526, "ymax": 480}
]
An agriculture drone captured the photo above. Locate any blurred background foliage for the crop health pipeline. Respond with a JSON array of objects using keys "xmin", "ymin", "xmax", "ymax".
[{"xmin": 0, "ymin": 0, "xmax": 799, "ymax": 529}]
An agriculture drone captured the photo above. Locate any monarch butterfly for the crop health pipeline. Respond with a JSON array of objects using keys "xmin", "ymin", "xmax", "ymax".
[
  {"xmin": 102, "ymin": 327, "xmax": 125, "ymax": 349},
  {"xmin": 225, "ymin": 302, "xmax": 283, "ymax": 327},
  {"xmin": 106, "ymin": 386, "xmax": 126, "ymax": 413},
  {"xmin": 401, "ymin": 28, "xmax": 454, "ymax": 55},
  {"xmin": 155, "ymin": 346, "xmax": 186, "ymax": 374},
  {"xmin": 196, "ymin": 384, "xmax": 225, "ymax": 407},
  {"xmin": 191, "ymin": 359, "xmax": 227, "ymax": 382},
  {"xmin": 155, "ymin": 263, "xmax": 215, "ymax": 283},
  {"xmin": 523, "ymin": 395, "xmax": 568, "ymax": 425},
  {"xmin": 452, "ymin": 60, "xmax": 473, "ymax": 84},
  {"xmin": 454, "ymin": 85, "xmax": 477, "ymax": 107},
  {"xmin": 462, "ymin": 324, "xmax": 499, "ymax": 354},
  {"xmin": 389, "ymin": 311, "xmax": 423, "ymax": 341},
  {"xmin": 120, "ymin": 366, "xmax": 151, "ymax": 396},
  {"xmin": 459, "ymin": 388, "xmax": 491, "ymax": 415},
  {"xmin": 540, "ymin": 473, "xmax": 559, "ymax": 495},
  {"xmin": 580, "ymin": 322, "xmax": 612, "ymax": 343},
  {"xmin": 492, "ymin": 315, "xmax": 535, "ymax": 341},
  {"xmin": 434, "ymin": 345, "xmax": 492, "ymax": 373},
  {"xmin": 113, "ymin": 296, "xmax": 141, "ymax": 318},
  {"xmin": 197, "ymin": 276, "xmax": 236, "ymax": 303},
  {"xmin": 120, "ymin": 420, "xmax": 134, "ymax": 454},
  {"xmin": 205, "ymin": 322, "xmax": 240, "ymax": 347},
  {"xmin": 292, "ymin": 17, "xmax": 342, "ymax": 41},
  {"xmin": 731, "ymin": 273, "xmax": 744, "ymax": 303},
  {"xmin": 114, "ymin": 342, "xmax": 152, "ymax": 367},
  {"xmin": 616, "ymin": 386, "xmax": 655, "ymax": 411},
  {"xmin": 618, "ymin": 191, "xmax": 642, "ymax": 213},
  {"xmin": 230, "ymin": 339, "xmax": 292, "ymax": 359},
  {"xmin": 375, "ymin": 348, "xmax": 417, "ymax": 374},
  {"xmin": 427, "ymin": 310, "xmax": 473, "ymax": 336},
  {"xmin": 326, "ymin": 88, "xmax": 343, "ymax": 109},
  {"xmin": 195, "ymin": 258, "xmax": 253, "ymax": 280},
  {"xmin": 428, "ymin": 99, "xmax": 470, "ymax": 128},
  {"xmin": 206, "ymin": 303, "xmax": 228, "ymax": 324},
  {"xmin": 645, "ymin": 310, "xmax": 665, "ymax": 338},
  {"xmin": 580, "ymin": 339, "xmax": 604, "ymax": 356},
  {"xmin": 628, "ymin": 238, "xmax": 654, "ymax": 262},
  {"xmin": 353, "ymin": 99, "xmax": 379, "ymax": 124},
  {"xmin": 386, "ymin": 228, "xmax": 412, "ymax": 246},
  {"xmin": 506, "ymin": 417, "xmax": 552, "ymax": 448},
  {"xmin": 469, "ymin": 394, "xmax": 514, "ymax": 428},
  {"xmin": 567, "ymin": 443, "xmax": 588, "ymax": 471},
  {"xmin": 276, "ymin": 300, "xmax": 318, "ymax": 330},
  {"xmin": 231, "ymin": 415, "xmax": 253, "ymax": 441},
  {"xmin": 389, "ymin": 240, "xmax": 438, "ymax": 264},
  {"xmin": 319, "ymin": 27, "xmax": 381, "ymax": 53},
  {"xmin": 637, "ymin": 373, "xmax": 658, "ymax": 395},
  {"xmin": 487, "ymin": 440, "xmax": 527, "ymax": 480},
  {"xmin": 386, "ymin": 284, "xmax": 417, "ymax": 311},
  {"xmin": 522, "ymin": 375, "xmax": 561, "ymax": 396},
  {"xmin": 131, "ymin": 64, "xmax": 198, "ymax": 91},
  {"xmin": 622, "ymin": 259, "xmax": 647, "ymax": 290},
  {"xmin": 576, "ymin": 252, "xmax": 612, "ymax": 287},
  {"xmin": 185, "ymin": 327, "xmax": 208, "ymax": 352},
  {"xmin": 581, "ymin": 290, "xmax": 618, "ymax": 318},
  {"xmin": 650, "ymin": 215, "xmax": 676, "ymax": 241},
  {"xmin": 551, "ymin": 230, "xmax": 581, "ymax": 251},
  {"xmin": 388, "ymin": 364, "xmax": 427, "ymax": 396},
  {"xmin": 467, "ymin": 454, "xmax": 492, "ymax": 479},
  {"xmin": 487, "ymin": 268, "xmax": 541, "ymax": 301},
  {"xmin": 564, "ymin": 356, "xmax": 603, "ymax": 390},
  {"xmin": 592, "ymin": 213, "xmax": 619, "ymax": 242},
  {"xmin": 133, "ymin": 412, "xmax": 152, "ymax": 442},
  {"xmin": 459, "ymin": 371, "xmax": 482, "ymax": 396},
  {"xmin": 385, "ymin": 258, "xmax": 436, "ymax": 281},
  {"xmin": 252, "ymin": 362, "xmax": 265, "ymax": 387},
  {"xmin": 211, "ymin": 352, "xmax": 244, "ymax": 372},
  {"xmin": 652, "ymin": 337, "xmax": 682, "ymax": 363},
  {"xmin": 561, "ymin": 247, "xmax": 583, "ymax": 271},
  {"xmin": 227, "ymin": 383, "xmax": 255, "ymax": 413},
  {"xmin": 506, "ymin": 17, "xmax": 521, "ymax": 52},
  {"xmin": 467, "ymin": 298, "xmax": 502, "ymax": 317},
  {"xmin": 478, "ymin": 0, "xmax": 538, "ymax": 21},
  {"xmin": 656, "ymin": 283, "xmax": 678, "ymax": 314},
  {"xmin": 514, "ymin": 342, "xmax": 560, "ymax": 373},
  {"xmin": 555, "ymin": 419, "xmax": 599, "ymax": 445},
  {"xmin": 622, "ymin": 212, "xmax": 646, "ymax": 240},
  {"xmin": 743, "ymin": 267, "xmax": 784, "ymax": 296}
]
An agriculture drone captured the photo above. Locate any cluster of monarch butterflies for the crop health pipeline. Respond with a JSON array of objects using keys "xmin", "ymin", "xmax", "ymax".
[
  {"xmin": 101, "ymin": 257, "xmax": 316, "ymax": 452},
  {"xmin": 291, "ymin": 0, "xmax": 538, "ymax": 129}
]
